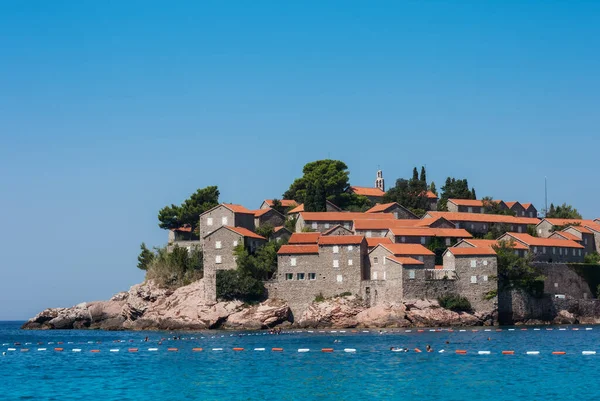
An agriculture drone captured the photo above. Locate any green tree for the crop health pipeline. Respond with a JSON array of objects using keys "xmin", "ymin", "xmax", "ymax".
[
  {"xmin": 482, "ymin": 196, "xmax": 515, "ymax": 216},
  {"xmin": 429, "ymin": 181, "xmax": 437, "ymax": 195},
  {"xmin": 420, "ymin": 166, "xmax": 427, "ymax": 184},
  {"xmin": 145, "ymin": 246, "xmax": 204, "ymax": 288},
  {"xmin": 546, "ymin": 203, "xmax": 582, "ymax": 219},
  {"xmin": 483, "ymin": 223, "xmax": 511, "ymax": 239},
  {"xmin": 255, "ymin": 224, "xmax": 275, "ymax": 239},
  {"xmin": 383, "ymin": 166, "xmax": 429, "ymax": 211},
  {"xmin": 282, "ymin": 159, "xmax": 364, "ymax": 210},
  {"xmin": 438, "ymin": 177, "xmax": 476, "ymax": 211},
  {"xmin": 137, "ymin": 243, "xmax": 155, "ymax": 271},
  {"xmin": 216, "ymin": 270, "xmax": 265, "ymax": 303},
  {"xmin": 493, "ymin": 240, "xmax": 544, "ymax": 294},
  {"xmin": 584, "ymin": 252, "xmax": 600, "ymax": 265},
  {"xmin": 270, "ymin": 199, "xmax": 286, "ymax": 215},
  {"xmin": 157, "ymin": 186, "xmax": 220, "ymax": 233}
]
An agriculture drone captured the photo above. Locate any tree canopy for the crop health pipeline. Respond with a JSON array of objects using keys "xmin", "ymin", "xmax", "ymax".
[
  {"xmin": 157, "ymin": 186, "xmax": 220, "ymax": 233},
  {"xmin": 282, "ymin": 159, "xmax": 368, "ymax": 211},
  {"xmin": 482, "ymin": 196, "xmax": 515, "ymax": 216},
  {"xmin": 438, "ymin": 178, "xmax": 477, "ymax": 211},
  {"xmin": 493, "ymin": 240, "xmax": 544, "ymax": 294},
  {"xmin": 546, "ymin": 203, "xmax": 582, "ymax": 219},
  {"xmin": 382, "ymin": 166, "xmax": 430, "ymax": 216},
  {"xmin": 137, "ymin": 243, "xmax": 155, "ymax": 271}
]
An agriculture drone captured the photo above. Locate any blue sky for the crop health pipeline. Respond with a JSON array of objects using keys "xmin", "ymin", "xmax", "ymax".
[{"xmin": 1, "ymin": 1, "xmax": 599, "ymax": 320}]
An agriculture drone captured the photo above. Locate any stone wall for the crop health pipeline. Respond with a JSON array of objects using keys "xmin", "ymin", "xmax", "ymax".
[
  {"xmin": 166, "ymin": 240, "xmax": 201, "ymax": 253},
  {"xmin": 199, "ymin": 206, "xmax": 235, "ymax": 247}
]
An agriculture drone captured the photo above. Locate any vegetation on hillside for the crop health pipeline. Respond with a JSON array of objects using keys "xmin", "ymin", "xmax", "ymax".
[
  {"xmin": 546, "ymin": 203, "xmax": 582, "ymax": 219},
  {"xmin": 383, "ymin": 166, "xmax": 431, "ymax": 217},
  {"xmin": 157, "ymin": 186, "xmax": 220, "ymax": 234},
  {"xmin": 438, "ymin": 177, "xmax": 477, "ymax": 211},
  {"xmin": 438, "ymin": 294, "xmax": 472, "ymax": 312},
  {"xmin": 493, "ymin": 240, "xmax": 544, "ymax": 295},
  {"xmin": 481, "ymin": 196, "xmax": 515, "ymax": 216},
  {"xmin": 143, "ymin": 246, "xmax": 204, "ymax": 288}
]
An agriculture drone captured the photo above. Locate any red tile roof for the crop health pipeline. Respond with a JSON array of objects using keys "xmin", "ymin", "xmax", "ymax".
[
  {"xmin": 366, "ymin": 237, "xmax": 393, "ymax": 248},
  {"xmin": 426, "ymin": 211, "xmax": 540, "ymax": 225},
  {"xmin": 264, "ymin": 199, "xmax": 298, "ymax": 208},
  {"xmin": 288, "ymin": 232, "xmax": 321, "ymax": 244},
  {"xmin": 543, "ymin": 218, "xmax": 595, "ymax": 226},
  {"xmin": 459, "ymin": 239, "xmax": 528, "ymax": 251},
  {"xmin": 349, "ymin": 186, "xmax": 385, "ymax": 197},
  {"xmin": 503, "ymin": 201, "xmax": 518, "ymax": 209},
  {"xmin": 225, "ymin": 226, "xmax": 266, "ymax": 240},
  {"xmin": 502, "ymin": 233, "xmax": 584, "ymax": 249},
  {"xmin": 446, "ymin": 247, "xmax": 497, "ymax": 256},
  {"xmin": 448, "ymin": 199, "xmax": 484, "ymax": 207},
  {"xmin": 223, "ymin": 204, "xmax": 255, "ymax": 214},
  {"xmin": 570, "ymin": 226, "xmax": 595, "ymax": 234},
  {"xmin": 389, "ymin": 228, "xmax": 472, "ymax": 238},
  {"xmin": 288, "ymin": 204, "xmax": 305, "ymax": 214},
  {"xmin": 353, "ymin": 219, "xmax": 421, "ymax": 230},
  {"xmin": 253, "ymin": 208, "xmax": 275, "ymax": 217},
  {"xmin": 386, "ymin": 256, "xmax": 424, "ymax": 265},
  {"xmin": 366, "ymin": 202, "xmax": 401, "ymax": 213},
  {"xmin": 552, "ymin": 231, "xmax": 581, "ymax": 241},
  {"xmin": 322, "ymin": 225, "xmax": 352, "ymax": 235},
  {"xmin": 273, "ymin": 226, "xmax": 287, "ymax": 233},
  {"xmin": 521, "ymin": 203, "xmax": 534, "ymax": 210},
  {"xmin": 171, "ymin": 226, "xmax": 192, "ymax": 232},
  {"xmin": 318, "ymin": 235, "xmax": 364, "ymax": 245},
  {"xmin": 277, "ymin": 245, "xmax": 319, "ymax": 255},
  {"xmin": 426, "ymin": 191, "xmax": 438, "ymax": 199},
  {"xmin": 379, "ymin": 243, "xmax": 435, "ymax": 256},
  {"xmin": 301, "ymin": 212, "xmax": 394, "ymax": 222}
]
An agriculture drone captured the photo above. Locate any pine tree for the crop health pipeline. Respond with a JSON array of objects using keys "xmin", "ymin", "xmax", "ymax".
[
  {"xmin": 420, "ymin": 166, "xmax": 427, "ymax": 184},
  {"xmin": 471, "ymin": 188, "xmax": 477, "ymax": 200},
  {"xmin": 429, "ymin": 182, "xmax": 437, "ymax": 195},
  {"xmin": 412, "ymin": 167, "xmax": 419, "ymax": 182},
  {"xmin": 137, "ymin": 243, "xmax": 155, "ymax": 271}
]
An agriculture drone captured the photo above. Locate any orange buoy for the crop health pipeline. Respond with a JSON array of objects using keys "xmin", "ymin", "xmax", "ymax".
[
  {"xmin": 502, "ymin": 351, "xmax": 514, "ymax": 355},
  {"xmin": 417, "ymin": 330, "xmax": 424, "ymax": 333},
  {"xmin": 128, "ymin": 348, "xmax": 138, "ymax": 353},
  {"xmin": 54, "ymin": 348, "xmax": 64, "ymax": 352},
  {"xmin": 272, "ymin": 347, "xmax": 283, "ymax": 352},
  {"xmin": 167, "ymin": 348, "xmax": 178, "ymax": 352},
  {"xmin": 233, "ymin": 347, "xmax": 244, "ymax": 352},
  {"xmin": 321, "ymin": 348, "xmax": 334, "ymax": 353},
  {"xmin": 455, "ymin": 350, "xmax": 467, "ymax": 354},
  {"xmin": 192, "ymin": 348, "xmax": 203, "ymax": 352},
  {"xmin": 90, "ymin": 350, "xmax": 100, "ymax": 353},
  {"xmin": 414, "ymin": 348, "xmax": 422, "ymax": 353},
  {"xmin": 552, "ymin": 351, "xmax": 566, "ymax": 355}
]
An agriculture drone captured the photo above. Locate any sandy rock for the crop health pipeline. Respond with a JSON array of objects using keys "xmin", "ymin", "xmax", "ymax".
[
  {"xmin": 406, "ymin": 307, "xmax": 479, "ymax": 327},
  {"xmin": 298, "ymin": 295, "xmax": 365, "ymax": 328},
  {"xmin": 356, "ymin": 303, "xmax": 409, "ymax": 328},
  {"xmin": 553, "ymin": 310, "xmax": 577, "ymax": 325},
  {"xmin": 223, "ymin": 299, "xmax": 291, "ymax": 330}
]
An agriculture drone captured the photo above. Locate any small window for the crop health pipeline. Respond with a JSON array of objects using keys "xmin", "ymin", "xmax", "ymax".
[
  {"xmin": 348, "ymin": 245, "xmax": 353, "ymax": 251},
  {"xmin": 291, "ymin": 258, "xmax": 297, "ymax": 267},
  {"xmin": 542, "ymin": 247, "xmax": 546, "ymax": 254},
  {"xmin": 324, "ymin": 223, "xmax": 330, "ymax": 229},
  {"xmin": 559, "ymin": 248, "xmax": 563, "ymax": 255},
  {"xmin": 483, "ymin": 224, "xmax": 487, "ymax": 230},
  {"xmin": 471, "ymin": 275, "xmax": 477, "ymax": 284},
  {"xmin": 394, "ymin": 212, "xmax": 399, "ymax": 219},
  {"xmin": 297, "ymin": 273, "xmax": 305, "ymax": 280},
  {"xmin": 221, "ymin": 216, "xmax": 228, "ymax": 225},
  {"xmin": 383, "ymin": 257, "xmax": 386, "ymax": 265},
  {"xmin": 572, "ymin": 249, "xmax": 576, "ymax": 256},
  {"xmin": 401, "ymin": 236, "xmax": 406, "ymax": 243},
  {"xmin": 514, "ymin": 250, "xmax": 519, "ymax": 256},
  {"xmin": 373, "ymin": 257, "xmax": 378, "ymax": 264},
  {"xmin": 483, "ymin": 260, "xmax": 488, "ymax": 266},
  {"xmin": 554, "ymin": 283, "xmax": 559, "ymax": 288},
  {"xmin": 215, "ymin": 255, "xmax": 222, "ymax": 264},
  {"xmin": 207, "ymin": 217, "xmax": 213, "ymax": 226},
  {"xmin": 348, "ymin": 259, "xmax": 353, "ymax": 266},
  {"xmin": 215, "ymin": 241, "xmax": 222, "ymax": 249},
  {"xmin": 336, "ymin": 275, "xmax": 343, "ymax": 283},
  {"xmin": 233, "ymin": 240, "xmax": 238, "ymax": 247},
  {"xmin": 538, "ymin": 229, "xmax": 542, "ymax": 234},
  {"xmin": 470, "ymin": 224, "xmax": 475, "ymax": 230},
  {"xmin": 285, "ymin": 273, "xmax": 293, "ymax": 280},
  {"xmin": 309, "ymin": 273, "xmax": 316, "ymax": 280},
  {"xmin": 409, "ymin": 270, "xmax": 415, "ymax": 279},
  {"xmin": 468, "ymin": 207, "xmax": 473, "ymax": 213},
  {"xmin": 533, "ymin": 246, "xmax": 538, "ymax": 253},
  {"xmin": 311, "ymin": 222, "xmax": 318, "ymax": 230},
  {"xmin": 333, "ymin": 260, "xmax": 339, "ymax": 268},
  {"xmin": 383, "ymin": 271, "xmax": 387, "ymax": 280},
  {"xmin": 420, "ymin": 237, "xmax": 426, "ymax": 245},
  {"xmin": 483, "ymin": 275, "xmax": 488, "ymax": 282},
  {"xmin": 518, "ymin": 226, "xmax": 523, "ymax": 233},
  {"xmin": 470, "ymin": 260, "xmax": 476, "ymax": 268},
  {"xmin": 553, "ymin": 247, "xmax": 556, "ymax": 254},
  {"xmin": 373, "ymin": 272, "xmax": 378, "ymax": 280},
  {"xmin": 445, "ymin": 238, "xmax": 451, "ymax": 246},
  {"xmin": 579, "ymin": 249, "xmax": 582, "ymax": 256},
  {"xmin": 585, "ymin": 238, "xmax": 588, "ymax": 245},
  {"xmin": 333, "ymin": 246, "xmax": 339, "ymax": 254},
  {"xmin": 366, "ymin": 231, "xmax": 372, "ymax": 238}
]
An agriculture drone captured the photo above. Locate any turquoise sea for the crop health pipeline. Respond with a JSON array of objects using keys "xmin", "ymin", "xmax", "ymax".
[{"xmin": 1, "ymin": 321, "xmax": 600, "ymax": 400}]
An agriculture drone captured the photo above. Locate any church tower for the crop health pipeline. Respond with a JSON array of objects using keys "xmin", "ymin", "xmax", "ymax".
[{"xmin": 375, "ymin": 169, "xmax": 385, "ymax": 192}]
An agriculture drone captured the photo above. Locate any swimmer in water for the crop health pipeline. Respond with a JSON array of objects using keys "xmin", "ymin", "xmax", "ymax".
[{"xmin": 426, "ymin": 345, "xmax": 433, "ymax": 352}]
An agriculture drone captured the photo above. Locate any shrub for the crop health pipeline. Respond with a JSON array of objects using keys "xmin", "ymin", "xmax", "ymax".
[
  {"xmin": 484, "ymin": 290, "xmax": 498, "ymax": 300},
  {"xmin": 146, "ymin": 246, "xmax": 203, "ymax": 288},
  {"xmin": 314, "ymin": 293, "xmax": 325, "ymax": 303},
  {"xmin": 438, "ymin": 294, "xmax": 472, "ymax": 312},
  {"xmin": 216, "ymin": 270, "xmax": 265, "ymax": 303},
  {"xmin": 596, "ymin": 284, "xmax": 600, "ymax": 299},
  {"xmin": 584, "ymin": 252, "xmax": 600, "ymax": 265}
]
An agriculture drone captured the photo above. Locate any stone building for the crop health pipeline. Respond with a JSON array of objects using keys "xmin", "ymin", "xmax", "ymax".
[
  {"xmin": 323, "ymin": 224, "xmax": 354, "ymax": 236},
  {"xmin": 199, "ymin": 204, "xmax": 255, "ymax": 247},
  {"xmin": 203, "ymin": 226, "xmax": 266, "ymax": 301},
  {"xmin": 387, "ymin": 227, "xmax": 472, "ymax": 247},
  {"xmin": 167, "ymin": 226, "xmax": 201, "ymax": 252},
  {"xmin": 259, "ymin": 199, "xmax": 298, "ymax": 211},
  {"xmin": 424, "ymin": 211, "xmax": 539, "ymax": 236},
  {"xmin": 271, "ymin": 226, "xmax": 292, "ymax": 243},
  {"xmin": 425, "ymin": 191, "xmax": 438, "ymax": 211},
  {"xmin": 534, "ymin": 218, "xmax": 593, "ymax": 238},
  {"xmin": 446, "ymin": 199, "xmax": 487, "ymax": 214},
  {"xmin": 454, "ymin": 238, "xmax": 529, "ymax": 258},
  {"xmin": 497, "ymin": 232, "xmax": 585, "ymax": 263},
  {"xmin": 295, "ymin": 211, "xmax": 394, "ymax": 233},
  {"xmin": 253, "ymin": 208, "xmax": 285, "ymax": 229},
  {"xmin": 365, "ymin": 202, "xmax": 418, "ymax": 219}
]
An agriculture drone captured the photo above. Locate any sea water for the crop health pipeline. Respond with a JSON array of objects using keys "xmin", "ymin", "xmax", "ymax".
[{"xmin": 1, "ymin": 321, "xmax": 600, "ymax": 400}]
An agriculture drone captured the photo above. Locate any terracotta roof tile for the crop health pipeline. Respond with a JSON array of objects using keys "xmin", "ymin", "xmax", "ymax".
[
  {"xmin": 386, "ymin": 256, "xmax": 424, "ymax": 265},
  {"xmin": 543, "ymin": 218, "xmax": 595, "ymax": 226},
  {"xmin": 288, "ymin": 232, "xmax": 322, "ymax": 244},
  {"xmin": 567, "ymin": 226, "xmax": 593, "ymax": 235},
  {"xmin": 288, "ymin": 204, "xmax": 305, "ymax": 214},
  {"xmin": 366, "ymin": 202, "xmax": 401, "ymax": 213},
  {"xmin": 223, "ymin": 203, "xmax": 255, "ymax": 214},
  {"xmin": 277, "ymin": 245, "xmax": 319, "ymax": 255},
  {"xmin": 366, "ymin": 237, "xmax": 393, "ymax": 248},
  {"xmin": 502, "ymin": 233, "xmax": 584, "ymax": 249},
  {"xmin": 349, "ymin": 186, "xmax": 385, "ymax": 197},
  {"xmin": 427, "ymin": 211, "xmax": 540, "ymax": 225},
  {"xmin": 225, "ymin": 226, "xmax": 266, "ymax": 240},
  {"xmin": 353, "ymin": 219, "xmax": 421, "ymax": 230},
  {"xmin": 318, "ymin": 235, "xmax": 364, "ymax": 245},
  {"xmin": 273, "ymin": 226, "xmax": 286, "ymax": 233},
  {"xmin": 380, "ymin": 243, "xmax": 435, "ymax": 256},
  {"xmin": 301, "ymin": 212, "xmax": 394, "ymax": 222},
  {"xmin": 552, "ymin": 231, "xmax": 581, "ymax": 241},
  {"xmin": 459, "ymin": 239, "xmax": 528, "ymax": 251},
  {"xmin": 171, "ymin": 226, "xmax": 192, "ymax": 232},
  {"xmin": 264, "ymin": 199, "xmax": 298, "ymax": 208},
  {"xmin": 448, "ymin": 199, "xmax": 484, "ymax": 207},
  {"xmin": 253, "ymin": 208, "xmax": 273, "ymax": 217},
  {"xmin": 426, "ymin": 191, "xmax": 438, "ymax": 199},
  {"xmin": 389, "ymin": 228, "xmax": 472, "ymax": 238},
  {"xmin": 446, "ymin": 247, "xmax": 497, "ymax": 256}
]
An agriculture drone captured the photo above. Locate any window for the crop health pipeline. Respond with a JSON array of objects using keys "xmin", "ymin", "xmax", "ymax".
[
  {"xmin": 401, "ymin": 236, "xmax": 406, "ymax": 243},
  {"xmin": 420, "ymin": 237, "xmax": 426, "ymax": 245},
  {"xmin": 538, "ymin": 228, "xmax": 542, "ymax": 235},
  {"xmin": 207, "ymin": 217, "xmax": 213, "ymax": 226},
  {"xmin": 215, "ymin": 255, "xmax": 222, "ymax": 264},
  {"xmin": 333, "ymin": 246, "xmax": 339, "ymax": 254},
  {"xmin": 553, "ymin": 247, "xmax": 556, "ymax": 254},
  {"xmin": 471, "ymin": 275, "xmax": 477, "ymax": 284},
  {"xmin": 483, "ymin": 260, "xmax": 488, "ymax": 266},
  {"xmin": 324, "ymin": 223, "xmax": 330, "ymax": 229},
  {"xmin": 579, "ymin": 249, "xmax": 582, "ymax": 256},
  {"xmin": 572, "ymin": 249, "xmax": 576, "ymax": 256},
  {"xmin": 383, "ymin": 257, "xmax": 386, "ymax": 265},
  {"xmin": 215, "ymin": 241, "xmax": 222, "ymax": 249},
  {"xmin": 468, "ymin": 207, "xmax": 473, "ymax": 213},
  {"xmin": 518, "ymin": 226, "xmax": 523, "ymax": 233},
  {"xmin": 470, "ymin": 224, "xmax": 475, "ymax": 230},
  {"xmin": 483, "ymin": 224, "xmax": 487, "ymax": 230},
  {"xmin": 233, "ymin": 240, "xmax": 238, "ymax": 247},
  {"xmin": 297, "ymin": 273, "xmax": 305, "ymax": 280},
  {"xmin": 373, "ymin": 272, "xmax": 378, "ymax": 280},
  {"xmin": 221, "ymin": 216, "xmax": 228, "ymax": 225},
  {"xmin": 446, "ymin": 238, "xmax": 451, "ymax": 246},
  {"xmin": 559, "ymin": 248, "xmax": 562, "ymax": 255},
  {"xmin": 348, "ymin": 259, "xmax": 353, "ymax": 266},
  {"xmin": 333, "ymin": 260, "xmax": 339, "ymax": 268},
  {"xmin": 394, "ymin": 212, "xmax": 399, "ymax": 219},
  {"xmin": 533, "ymin": 246, "xmax": 538, "ymax": 253},
  {"xmin": 483, "ymin": 275, "xmax": 488, "ymax": 282},
  {"xmin": 542, "ymin": 247, "xmax": 546, "ymax": 254},
  {"xmin": 409, "ymin": 270, "xmax": 415, "ymax": 279},
  {"xmin": 336, "ymin": 275, "xmax": 343, "ymax": 283},
  {"xmin": 383, "ymin": 271, "xmax": 387, "ymax": 280},
  {"xmin": 348, "ymin": 245, "xmax": 353, "ymax": 251},
  {"xmin": 470, "ymin": 260, "xmax": 477, "ymax": 268},
  {"xmin": 554, "ymin": 282, "xmax": 558, "ymax": 288},
  {"xmin": 366, "ymin": 231, "xmax": 372, "ymax": 238},
  {"xmin": 312, "ymin": 222, "xmax": 318, "ymax": 230},
  {"xmin": 291, "ymin": 258, "xmax": 297, "ymax": 267},
  {"xmin": 309, "ymin": 273, "xmax": 316, "ymax": 280},
  {"xmin": 285, "ymin": 273, "xmax": 293, "ymax": 280},
  {"xmin": 373, "ymin": 257, "xmax": 378, "ymax": 264},
  {"xmin": 514, "ymin": 250, "xmax": 519, "ymax": 256}
]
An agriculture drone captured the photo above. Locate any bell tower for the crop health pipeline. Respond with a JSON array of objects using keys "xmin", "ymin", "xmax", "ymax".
[{"xmin": 375, "ymin": 169, "xmax": 384, "ymax": 192}]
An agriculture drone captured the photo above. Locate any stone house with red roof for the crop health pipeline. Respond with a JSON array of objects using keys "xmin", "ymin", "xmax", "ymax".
[
  {"xmin": 199, "ymin": 204, "xmax": 256, "ymax": 247},
  {"xmin": 497, "ymin": 232, "xmax": 584, "ymax": 263},
  {"xmin": 365, "ymin": 202, "xmax": 418, "ymax": 219},
  {"xmin": 253, "ymin": 208, "xmax": 285, "ymax": 229},
  {"xmin": 446, "ymin": 199, "xmax": 487, "ymax": 214}
]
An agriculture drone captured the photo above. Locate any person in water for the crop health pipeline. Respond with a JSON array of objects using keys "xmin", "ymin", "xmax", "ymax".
[{"xmin": 426, "ymin": 345, "xmax": 433, "ymax": 352}]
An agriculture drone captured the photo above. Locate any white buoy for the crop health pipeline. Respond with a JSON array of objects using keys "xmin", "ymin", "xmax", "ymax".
[
  {"xmin": 582, "ymin": 351, "xmax": 596, "ymax": 355},
  {"xmin": 148, "ymin": 348, "xmax": 158, "ymax": 352},
  {"xmin": 534, "ymin": 328, "xmax": 540, "ymax": 331},
  {"xmin": 7, "ymin": 348, "xmax": 16, "ymax": 352},
  {"xmin": 344, "ymin": 348, "xmax": 356, "ymax": 353},
  {"xmin": 72, "ymin": 349, "xmax": 81, "ymax": 352},
  {"xmin": 405, "ymin": 330, "xmax": 412, "ymax": 333},
  {"xmin": 37, "ymin": 348, "xmax": 46, "ymax": 351},
  {"xmin": 508, "ymin": 329, "xmax": 515, "ymax": 331},
  {"xmin": 254, "ymin": 348, "xmax": 265, "ymax": 351},
  {"xmin": 478, "ymin": 351, "xmax": 491, "ymax": 355},
  {"xmin": 526, "ymin": 351, "xmax": 540, "ymax": 355},
  {"xmin": 586, "ymin": 328, "xmax": 593, "ymax": 331},
  {"xmin": 439, "ymin": 350, "xmax": 445, "ymax": 353},
  {"xmin": 109, "ymin": 349, "xmax": 120, "ymax": 352},
  {"xmin": 459, "ymin": 330, "xmax": 466, "ymax": 332},
  {"xmin": 297, "ymin": 349, "xmax": 310, "ymax": 353},
  {"xmin": 212, "ymin": 348, "xmax": 223, "ymax": 351}
]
